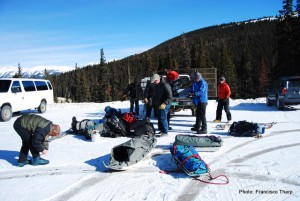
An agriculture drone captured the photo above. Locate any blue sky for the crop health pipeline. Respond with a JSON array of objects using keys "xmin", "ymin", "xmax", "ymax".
[{"xmin": 0, "ymin": 0, "xmax": 284, "ymax": 69}]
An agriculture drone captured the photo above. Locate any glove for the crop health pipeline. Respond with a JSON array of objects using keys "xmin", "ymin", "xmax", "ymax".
[
  {"xmin": 144, "ymin": 98, "xmax": 149, "ymax": 104},
  {"xmin": 159, "ymin": 103, "xmax": 166, "ymax": 110}
]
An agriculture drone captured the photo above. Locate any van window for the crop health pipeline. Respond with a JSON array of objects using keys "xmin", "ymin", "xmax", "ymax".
[
  {"xmin": 0, "ymin": 80, "xmax": 11, "ymax": 92},
  {"xmin": 47, "ymin": 81, "xmax": 53, "ymax": 90},
  {"xmin": 34, "ymin": 81, "xmax": 48, "ymax": 91},
  {"xmin": 22, "ymin": 81, "xmax": 36, "ymax": 92},
  {"xmin": 11, "ymin": 81, "xmax": 22, "ymax": 93}
]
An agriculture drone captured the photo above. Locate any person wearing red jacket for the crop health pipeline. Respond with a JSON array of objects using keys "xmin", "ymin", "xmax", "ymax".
[
  {"xmin": 213, "ymin": 76, "xmax": 232, "ymax": 123},
  {"xmin": 164, "ymin": 68, "xmax": 179, "ymax": 129}
]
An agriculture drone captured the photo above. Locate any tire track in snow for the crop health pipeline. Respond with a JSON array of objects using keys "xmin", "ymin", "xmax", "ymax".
[
  {"xmin": 45, "ymin": 173, "xmax": 113, "ymax": 201},
  {"xmin": 229, "ymin": 142, "xmax": 300, "ymax": 164},
  {"xmin": 0, "ymin": 164, "xmax": 99, "ymax": 180}
]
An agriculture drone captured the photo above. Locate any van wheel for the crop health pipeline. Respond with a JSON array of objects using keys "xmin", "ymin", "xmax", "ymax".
[
  {"xmin": 1, "ymin": 105, "xmax": 12, "ymax": 121},
  {"xmin": 38, "ymin": 101, "xmax": 47, "ymax": 113}
]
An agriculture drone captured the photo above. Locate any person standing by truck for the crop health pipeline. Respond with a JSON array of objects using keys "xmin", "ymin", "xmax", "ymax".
[
  {"xmin": 123, "ymin": 79, "xmax": 143, "ymax": 116},
  {"xmin": 164, "ymin": 68, "xmax": 180, "ymax": 129},
  {"xmin": 151, "ymin": 74, "xmax": 173, "ymax": 136},
  {"xmin": 190, "ymin": 72, "xmax": 208, "ymax": 134},
  {"xmin": 144, "ymin": 80, "xmax": 158, "ymax": 119},
  {"xmin": 164, "ymin": 68, "xmax": 179, "ymax": 97}
]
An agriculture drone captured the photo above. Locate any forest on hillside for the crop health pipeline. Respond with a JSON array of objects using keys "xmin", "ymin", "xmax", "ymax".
[{"xmin": 23, "ymin": 0, "xmax": 300, "ymax": 103}]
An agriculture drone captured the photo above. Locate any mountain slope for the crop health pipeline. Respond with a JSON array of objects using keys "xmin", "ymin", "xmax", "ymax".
[{"xmin": 0, "ymin": 66, "xmax": 74, "ymax": 78}]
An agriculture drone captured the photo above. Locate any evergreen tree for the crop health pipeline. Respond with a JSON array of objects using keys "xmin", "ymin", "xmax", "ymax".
[
  {"xmin": 239, "ymin": 45, "xmax": 254, "ymax": 98},
  {"xmin": 179, "ymin": 33, "xmax": 191, "ymax": 71},
  {"xmin": 279, "ymin": 0, "xmax": 294, "ymax": 17},
  {"xmin": 13, "ymin": 63, "xmax": 23, "ymax": 78},
  {"xmin": 293, "ymin": 0, "xmax": 300, "ymax": 75},
  {"xmin": 98, "ymin": 48, "xmax": 111, "ymax": 102},
  {"xmin": 100, "ymin": 48, "xmax": 106, "ymax": 66},
  {"xmin": 296, "ymin": 0, "xmax": 300, "ymax": 12},
  {"xmin": 190, "ymin": 44, "xmax": 198, "ymax": 69},
  {"xmin": 144, "ymin": 51, "xmax": 156, "ymax": 76},
  {"xmin": 110, "ymin": 60, "xmax": 118, "ymax": 101},
  {"xmin": 217, "ymin": 41, "xmax": 238, "ymax": 98},
  {"xmin": 276, "ymin": 0, "xmax": 296, "ymax": 77},
  {"xmin": 44, "ymin": 68, "xmax": 50, "ymax": 79},
  {"xmin": 258, "ymin": 57, "xmax": 271, "ymax": 97}
]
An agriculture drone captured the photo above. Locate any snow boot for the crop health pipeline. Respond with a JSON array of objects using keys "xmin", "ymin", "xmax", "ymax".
[
  {"xmin": 18, "ymin": 159, "xmax": 32, "ymax": 167},
  {"xmin": 32, "ymin": 156, "xmax": 49, "ymax": 166}
]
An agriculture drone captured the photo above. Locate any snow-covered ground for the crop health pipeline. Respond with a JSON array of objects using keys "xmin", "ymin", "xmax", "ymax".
[{"xmin": 0, "ymin": 98, "xmax": 300, "ymax": 201}]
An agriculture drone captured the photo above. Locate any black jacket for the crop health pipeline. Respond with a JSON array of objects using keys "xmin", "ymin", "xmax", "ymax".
[
  {"xmin": 15, "ymin": 114, "xmax": 52, "ymax": 152},
  {"xmin": 153, "ymin": 81, "xmax": 173, "ymax": 106},
  {"xmin": 123, "ymin": 82, "xmax": 143, "ymax": 99},
  {"xmin": 144, "ymin": 82, "xmax": 156, "ymax": 99}
]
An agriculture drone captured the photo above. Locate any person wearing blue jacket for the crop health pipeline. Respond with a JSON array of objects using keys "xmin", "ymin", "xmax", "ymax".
[{"xmin": 190, "ymin": 72, "xmax": 208, "ymax": 134}]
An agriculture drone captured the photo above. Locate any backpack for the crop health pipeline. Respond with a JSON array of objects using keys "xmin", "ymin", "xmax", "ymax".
[
  {"xmin": 228, "ymin": 121, "xmax": 264, "ymax": 137},
  {"xmin": 101, "ymin": 115, "xmax": 128, "ymax": 138},
  {"xmin": 169, "ymin": 145, "xmax": 209, "ymax": 176},
  {"xmin": 129, "ymin": 118, "xmax": 155, "ymax": 137},
  {"xmin": 71, "ymin": 117, "xmax": 100, "ymax": 140},
  {"xmin": 121, "ymin": 112, "xmax": 137, "ymax": 125}
]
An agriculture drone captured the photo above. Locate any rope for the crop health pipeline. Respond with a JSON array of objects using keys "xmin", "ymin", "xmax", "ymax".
[{"xmin": 193, "ymin": 173, "xmax": 229, "ymax": 185}]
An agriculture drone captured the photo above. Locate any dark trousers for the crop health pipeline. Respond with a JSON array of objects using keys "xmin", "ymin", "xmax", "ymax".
[
  {"xmin": 13, "ymin": 119, "xmax": 39, "ymax": 162},
  {"xmin": 146, "ymin": 104, "xmax": 158, "ymax": 118},
  {"xmin": 145, "ymin": 98, "xmax": 158, "ymax": 118},
  {"xmin": 195, "ymin": 103, "xmax": 207, "ymax": 131},
  {"xmin": 130, "ymin": 98, "xmax": 139, "ymax": 115},
  {"xmin": 216, "ymin": 98, "xmax": 232, "ymax": 121}
]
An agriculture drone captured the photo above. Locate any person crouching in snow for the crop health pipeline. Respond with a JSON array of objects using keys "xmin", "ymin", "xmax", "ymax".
[{"xmin": 13, "ymin": 114, "xmax": 60, "ymax": 167}]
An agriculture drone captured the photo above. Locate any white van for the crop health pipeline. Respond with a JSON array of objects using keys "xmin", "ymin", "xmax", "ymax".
[{"xmin": 0, "ymin": 78, "xmax": 54, "ymax": 121}]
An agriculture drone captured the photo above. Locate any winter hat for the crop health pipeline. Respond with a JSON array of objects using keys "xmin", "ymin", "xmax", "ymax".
[
  {"xmin": 194, "ymin": 72, "xmax": 202, "ymax": 80},
  {"xmin": 219, "ymin": 76, "xmax": 225, "ymax": 81},
  {"xmin": 104, "ymin": 106, "xmax": 111, "ymax": 113},
  {"xmin": 50, "ymin": 124, "xmax": 60, "ymax": 136},
  {"xmin": 150, "ymin": 74, "xmax": 160, "ymax": 83}
]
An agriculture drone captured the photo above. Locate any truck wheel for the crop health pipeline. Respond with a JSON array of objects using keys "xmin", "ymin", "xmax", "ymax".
[
  {"xmin": 1, "ymin": 105, "xmax": 12, "ymax": 121},
  {"xmin": 276, "ymin": 98, "xmax": 284, "ymax": 110},
  {"xmin": 191, "ymin": 108, "xmax": 196, "ymax": 116},
  {"xmin": 38, "ymin": 101, "xmax": 47, "ymax": 113},
  {"xmin": 266, "ymin": 98, "xmax": 272, "ymax": 106}
]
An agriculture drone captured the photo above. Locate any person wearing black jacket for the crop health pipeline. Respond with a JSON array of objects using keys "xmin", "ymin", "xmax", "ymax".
[
  {"xmin": 123, "ymin": 80, "xmax": 143, "ymax": 115},
  {"xmin": 13, "ymin": 114, "xmax": 60, "ymax": 167},
  {"xmin": 151, "ymin": 74, "xmax": 173, "ymax": 136},
  {"xmin": 143, "ymin": 80, "xmax": 157, "ymax": 118}
]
